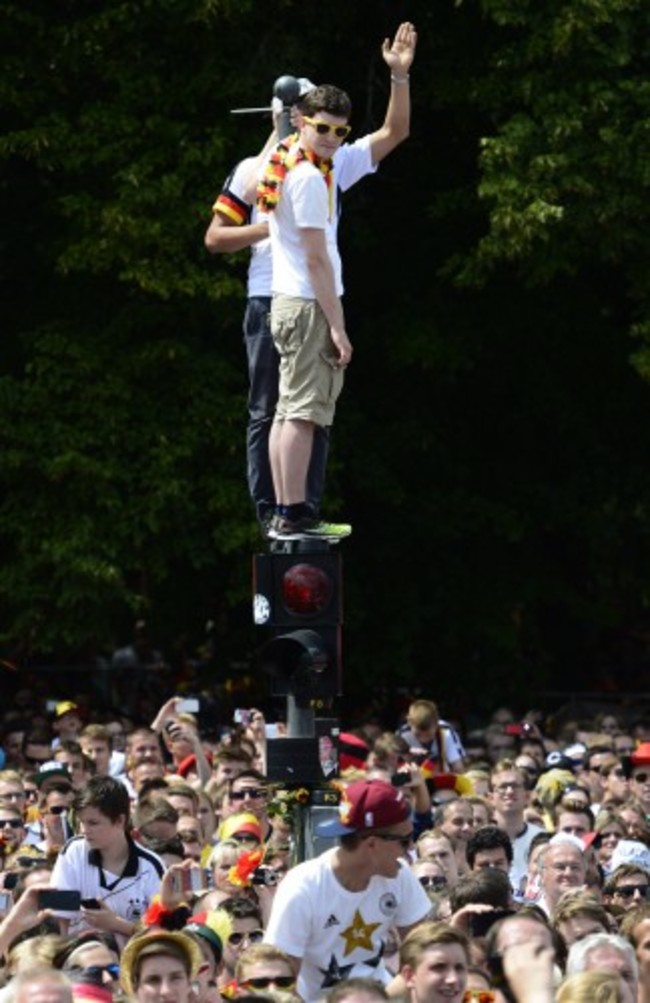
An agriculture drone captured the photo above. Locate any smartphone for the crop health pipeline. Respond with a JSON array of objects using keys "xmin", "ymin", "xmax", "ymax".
[
  {"xmin": 38, "ymin": 889, "xmax": 81, "ymax": 911},
  {"xmin": 469, "ymin": 908, "xmax": 514, "ymax": 938},
  {"xmin": 391, "ymin": 771, "xmax": 412, "ymax": 787},
  {"xmin": 189, "ymin": 868, "xmax": 206, "ymax": 893},
  {"xmin": 234, "ymin": 708, "xmax": 251, "ymax": 727},
  {"xmin": 177, "ymin": 698, "xmax": 199, "ymax": 714},
  {"xmin": 3, "ymin": 873, "xmax": 18, "ymax": 891},
  {"xmin": 177, "ymin": 869, "xmax": 206, "ymax": 894},
  {"xmin": 0, "ymin": 892, "xmax": 11, "ymax": 913},
  {"xmin": 80, "ymin": 898, "xmax": 101, "ymax": 909},
  {"xmin": 503, "ymin": 723, "xmax": 524, "ymax": 737},
  {"xmin": 46, "ymin": 700, "xmax": 58, "ymax": 713}
]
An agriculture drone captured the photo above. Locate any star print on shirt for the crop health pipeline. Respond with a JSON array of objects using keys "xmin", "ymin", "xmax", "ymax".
[
  {"xmin": 340, "ymin": 909, "xmax": 381, "ymax": 955},
  {"xmin": 318, "ymin": 955, "xmax": 355, "ymax": 988}
]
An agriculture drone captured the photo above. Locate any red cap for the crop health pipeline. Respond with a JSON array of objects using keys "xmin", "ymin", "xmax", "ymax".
[
  {"xmin": 315, "ymin": 779, "xmax": 410, "ymax": 837},
  {"xmin": 630, "ymin": 742, "xmax": 650, "ymax": 766}
]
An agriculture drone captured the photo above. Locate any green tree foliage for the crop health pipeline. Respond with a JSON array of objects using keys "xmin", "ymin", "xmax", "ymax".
[{"xmin": 2, "ymin": 0, "xmax": 650, "ymax": 711}]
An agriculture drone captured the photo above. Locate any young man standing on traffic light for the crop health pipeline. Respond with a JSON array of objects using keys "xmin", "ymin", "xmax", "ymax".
[
  {"xmin": 261, "ymin": 25, "xmax": 416, "ymax": 538},
  {"xmin": 207, "ymin": 23, "xmax": 416, "ymax": 536}
]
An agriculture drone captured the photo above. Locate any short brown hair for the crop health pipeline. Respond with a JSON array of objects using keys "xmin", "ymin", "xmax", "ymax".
[
  {"xmin": 399, "ymin": 922, "xmax": 469, "ymax": 970},
  {"xmin": 552, "ymin": 890, "xmax": 609, "ymax": 928},
  {"xmin": 302, "ymin": 84, "xmax": 351, "ymax": 120}
]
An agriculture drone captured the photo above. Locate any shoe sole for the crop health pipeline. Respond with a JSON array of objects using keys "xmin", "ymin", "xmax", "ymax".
[{"xmin": 267, "ymin": 529, "xmax": 351, "ymax": 541}]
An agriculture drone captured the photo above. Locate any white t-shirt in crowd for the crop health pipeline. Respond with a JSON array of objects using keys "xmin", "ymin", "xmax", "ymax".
[{"xmin": 264, "ymin": 847, "xmax": 430, "ymax": 1002}]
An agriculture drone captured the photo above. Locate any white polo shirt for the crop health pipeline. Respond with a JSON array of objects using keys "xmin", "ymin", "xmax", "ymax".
[{"xmin": 50, "ymin": 834, "xmax": 165, "ymax": 945}]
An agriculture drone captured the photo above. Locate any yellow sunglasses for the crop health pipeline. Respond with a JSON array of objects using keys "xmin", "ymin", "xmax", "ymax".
[{"xmin": 303, "ymin": 116, "xmax": 351, "ymax": 139}]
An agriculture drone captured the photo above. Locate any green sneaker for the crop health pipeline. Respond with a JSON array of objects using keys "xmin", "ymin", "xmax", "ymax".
[{"xmin": 268, "ymin": 516, "xmax": 352, "ymax": 540}]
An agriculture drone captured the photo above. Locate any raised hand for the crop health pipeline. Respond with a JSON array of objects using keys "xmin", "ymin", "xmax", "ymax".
[{"xmin": 381, "ymin": 22, "xmax": 417, "ymax": 77}]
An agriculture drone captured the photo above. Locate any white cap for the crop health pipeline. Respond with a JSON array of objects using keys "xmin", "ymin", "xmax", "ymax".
[{"xmin": 610, "ymin": 839, "xmax": 650, "ymax": 874}]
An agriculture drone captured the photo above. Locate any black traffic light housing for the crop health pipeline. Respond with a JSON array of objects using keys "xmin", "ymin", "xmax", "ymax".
[{"xmin": 253, "ymin": 550, "xmax": 342, "ymax": 699}]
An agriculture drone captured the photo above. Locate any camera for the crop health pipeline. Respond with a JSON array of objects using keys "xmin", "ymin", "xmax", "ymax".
[{"xmin": 251, "ymin": 867, "xmax": 279, "ymax": 887}]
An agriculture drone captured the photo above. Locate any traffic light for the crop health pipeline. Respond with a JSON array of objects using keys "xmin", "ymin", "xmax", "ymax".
[{"xmin": 253, "ymin": 550, "xmax": 342, "ymax": 698}]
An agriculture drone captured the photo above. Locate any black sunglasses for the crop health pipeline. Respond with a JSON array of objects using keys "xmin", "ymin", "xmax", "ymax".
[
  {"xmin": 242, "ymin": 977, "xmax": 295, "ymax": 990},
  {"xmin": 227, "ymin": 930, "xmax": 264, "ymax": 947},
  {"xmin": 418, "ymin": 875, "xmax": 447, "ymax": 888},
  {"xmin": 13, "ymin": 856, "xmax": 48, "ymax": 869},
  {"xmin": 616, "ymin": 884, "xmax": 650, "ymax": 899},
  {"xmin": 231, "ymin": 788, "xmax": 266, "ymax": 800},
  {"xmin": 0, "ymin": 819, "xmax": 23, "ymax": 829}
]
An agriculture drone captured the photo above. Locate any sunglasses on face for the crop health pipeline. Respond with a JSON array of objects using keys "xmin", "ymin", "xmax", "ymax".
[
  {"xmin": 70, "ymin": 964, "xmax": 120, "ymax": 981},
  {"xmin": 0, "ymin": 819, "xmax": 23, "ymax": 829},
  {"xmin": 303, "ymin": 116, "xmax": 351, "ymax": 139},
  {"xmin": 13, "ymin": 856, "xmax": 47, "ymax": 869},
  {"xmin": 231, "ymin": 833, "xmax": 259, "ymax": 844},
  {"xmin": 418, "ymin": 875, "xmax": 447, "ymax": 888},
  {"xmin": 241, "ymin": 977, "xmax": 295, "ymax": 990},
  {"xmin": 616, "ymin": 884, "xmax": 650, "ymax": 899},
  {"xmin": 25, "ymin": 756, "xmax": 50, "ymax": 767},
  {"xmin": 47, "ymin": 805, "xmax": 67, "ymax": 815},
  {"xmin": 228, "ymin": 930, "xmax": 264, "ymax": 947},
  {"xmin": 231, "ymin": 788, "xmax": 266, "ymax": 801}
]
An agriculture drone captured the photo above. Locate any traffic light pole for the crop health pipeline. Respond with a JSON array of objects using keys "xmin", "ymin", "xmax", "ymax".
[
  {"xmin": 250, "ymin": 75, "xmax": 343, "ymax": 856},
  {"xmin": 287, "ymin": 694, "xmax": 314, "ymax": 738}
]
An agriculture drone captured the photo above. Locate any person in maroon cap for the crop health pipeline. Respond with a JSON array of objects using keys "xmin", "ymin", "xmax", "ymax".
[
  {"xmin": 264, "ymin": 779, "xmax": 430, "ymax": 1001},
  {"xmin": 629, "ymin": 743, "xmax": 650, "ymax": 817}
]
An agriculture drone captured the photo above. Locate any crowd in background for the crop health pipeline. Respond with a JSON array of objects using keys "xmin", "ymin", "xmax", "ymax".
[{"xmin": 0, "ymin": 688, "xmax": 648, "ymax": 1003}]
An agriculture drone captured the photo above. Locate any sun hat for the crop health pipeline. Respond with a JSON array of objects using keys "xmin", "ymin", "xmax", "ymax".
[{"xmin": 120, "ymin": 931, "xmax": 201, "ymax": 997}]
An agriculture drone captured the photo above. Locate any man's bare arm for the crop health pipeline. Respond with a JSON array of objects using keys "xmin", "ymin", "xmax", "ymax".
[
  {"xmin": 368, "ymin": 22, "xmax": 417, "ymax": 165},
  {"xmin": 204, "ymin": 211, "xmax": 268, "ymax": 254},
  {"xmin": 205, "ymin": 124, "xmax": 281, "ymax": 253},
  {"xmin": 301, "ymin": 227, "xmax": 352, "ymax": 366}
]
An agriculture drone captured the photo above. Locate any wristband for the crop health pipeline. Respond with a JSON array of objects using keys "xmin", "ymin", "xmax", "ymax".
[{"xmin": 391, "ymin": 74, "xmax": 410, "ymax": 85}]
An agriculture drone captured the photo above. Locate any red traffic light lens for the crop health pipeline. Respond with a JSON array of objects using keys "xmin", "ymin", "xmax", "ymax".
[{"xmin": 282, "ymin": 563, "xmax": 332, "ymax": 616}]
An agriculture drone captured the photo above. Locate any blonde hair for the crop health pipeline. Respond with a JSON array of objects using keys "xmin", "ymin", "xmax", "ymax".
[
  {"xmin": 399, "ymin": 921, "xmax": 469, "ymax": 970},
  {"xmin": 407, "ymin": 700, "xmax": 439, "ymax": 730},
  {"xmin": 6, "ymin": 935, "xmax": 68, "ymax": 976},
  {"xmin": 557, "ymin": 971, "xmax": 625, "ymax": 1003},
  {"xmin": 208, "ymin": 838, "xmax": 244, "ymax": 868},
  {"xmin": 0, "ymin": 771, "xmax": 24, "ymax": 785},
  {"xmin": 235, "ymin": 943, "xmax": 294, "ymax": 981}
]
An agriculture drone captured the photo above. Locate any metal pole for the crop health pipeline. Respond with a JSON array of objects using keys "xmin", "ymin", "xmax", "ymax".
[{"xmin": 287, "ymin": 694, "xmax": 315, "ymax": 738}]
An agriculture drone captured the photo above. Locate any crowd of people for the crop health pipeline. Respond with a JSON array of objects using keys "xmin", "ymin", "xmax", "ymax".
[{"xmin": 0, "ymin": 692, "xmax": 648, "ymax": 1003}]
